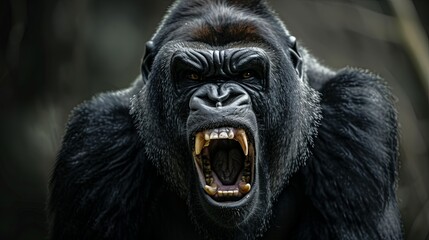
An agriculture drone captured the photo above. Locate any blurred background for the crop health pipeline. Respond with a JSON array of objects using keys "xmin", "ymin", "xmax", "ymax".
[{"xmin": 0, "ymin": 0, "xmax": 428, "ymax": 239}]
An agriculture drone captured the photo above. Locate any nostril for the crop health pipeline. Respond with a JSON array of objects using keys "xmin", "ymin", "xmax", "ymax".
[
  {"xmin": 190, "ymin": 96, "xmax": 213, "ymax": 112},
  {"xmin": 222, "ymin": 93, "xmax": 250, "ymax": 107}
]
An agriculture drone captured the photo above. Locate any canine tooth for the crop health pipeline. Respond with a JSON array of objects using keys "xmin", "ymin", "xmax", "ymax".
[
  {"xmin": 235, "ymin": 130, "xmax": 248, "ymax": 156},
  {"xmin": 219, "ymin": 131, "xmax": 228, "ymax": 138},
  {"xmin": 195, "ymin": 132, "xmax": 205, "ymax": 155},
  {"xmin": 204, "ymin": 184, "xmax": 218, "ymax": 196},
  {"xmin": 239, "ymin": 182, "xmax": 251, "ymax": 194},
  {"xmin": 210, "ymin": 132, "xmax": 219, "ymax": 139}
]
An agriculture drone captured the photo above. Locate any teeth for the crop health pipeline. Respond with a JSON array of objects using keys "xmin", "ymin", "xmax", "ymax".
[
  {"xmin": 239, "ymin": 182, "xmax": 251, "ymax": 194},
  {"xmin": 194, "ymin": 132, "xmax": 205, "ymax": 155},
  {"xmin": 205, "ymin": 177, "xmax": 214, "ymax": 185},
  {"xmin": 195, "ymin": 128, "xmax": 253, "ymax": 199},
  {"xmin": 216, "ymin": 189, "xmax": 241, "ymax": 197},
  {"xmin": 228, "ymin": 131, "xmax": 234, "ymax": 139},
  {"xmin": 210, "ymin": 131, "xmax": 219, "ymax": 139},
  {"xmin": 219, "ymin": 131, "xmax": 228, "ymax": 138},
  {"xmin": 203, "ymin": 183, "xmax": 251, "ymax": 197},
  {"xmin": 196, "ymin": 128, "xmax": 248, "ymax": 156},
  {"xmin": 235, "ymin": 129, "xmax": 249, "ymax": 156},
  {"xmin": 204, "ymin": 184, "xmax": 218, "ymax": 196},
  {"xmin": 241, "ymin": 176, "xmax": 251, "ymax": 183}
]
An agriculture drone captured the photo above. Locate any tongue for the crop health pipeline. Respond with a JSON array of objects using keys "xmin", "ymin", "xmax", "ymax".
[{"xmin": 212, "ymin": 148, "xmax": 243, "ymax": 185}]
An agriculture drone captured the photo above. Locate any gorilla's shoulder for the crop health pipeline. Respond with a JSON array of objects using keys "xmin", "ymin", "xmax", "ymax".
[
  {"xmin": 318, "ymin": 67, "xmax": 397, "ymax": 153},
  {"xmin": 302, "ymin": 67, "xmax": 400, "ymax": 238},
  {"xmin": 321, "ymin": 67, "xmax": 395, "ymax": 113},
  {"xmin": 56, "ymin": 87, "xmax": 142, "ymax": 174},
  {"xmin": 50, "ymin": 87, "xmax": 149, "ymax": 239}
]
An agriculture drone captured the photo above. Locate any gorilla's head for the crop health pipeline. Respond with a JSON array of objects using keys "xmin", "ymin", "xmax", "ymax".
[{"xmin": 132, "ymin": 0, "xmax": 320, "ymax": 237}]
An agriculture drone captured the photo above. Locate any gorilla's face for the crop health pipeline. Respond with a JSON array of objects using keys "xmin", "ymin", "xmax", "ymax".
[
  {"xmin": 176, "ymin": 46, "xmax": 267, "ymax": 199},
  {"xmin": 179, "ymin": 45, "xmax": 266, "ymax": 226},
  {"xmin": 133, "ymin": 3, "xmax": 320, "ymax": 237}
]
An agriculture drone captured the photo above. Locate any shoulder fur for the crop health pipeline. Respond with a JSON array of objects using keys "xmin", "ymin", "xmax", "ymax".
[
  {"xmin": 49, "ymin": 88, "xmax": 148, "ymax": 239},
  {"xmin": 300, "ymin": 68, "xmax": 401, "ymax": 239}
]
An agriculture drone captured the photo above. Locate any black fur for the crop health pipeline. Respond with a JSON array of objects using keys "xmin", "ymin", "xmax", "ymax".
[{"xmin": 49, "ymin": 0, "xmax": 402, "ymax": 239}]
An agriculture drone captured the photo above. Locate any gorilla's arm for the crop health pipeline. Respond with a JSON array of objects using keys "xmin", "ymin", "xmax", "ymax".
[
  {"xmin": 302, "ymin": 68, "xmax": 401, "ymax": 239},
  {"xmin": 49, "ymin": 88, "xmax": 149, "ymax": 239}
]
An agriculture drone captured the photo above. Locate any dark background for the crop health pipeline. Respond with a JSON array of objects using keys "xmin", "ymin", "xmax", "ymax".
[{"xmin": 0, "ymin": 0, "xmax": 428, "ymax": 239}]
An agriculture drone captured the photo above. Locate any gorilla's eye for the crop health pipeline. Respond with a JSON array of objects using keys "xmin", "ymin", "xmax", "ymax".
[
  {"xmin": 241, "ymin": 71, "xmax": 253, "ymax": 79},
  {"xmin": 186, "ymin": 72, "xmax": 201, "ymax": 81},
  {"xmin": 241, "ymin": 70, "xmax": 258, "ymax": 79}
]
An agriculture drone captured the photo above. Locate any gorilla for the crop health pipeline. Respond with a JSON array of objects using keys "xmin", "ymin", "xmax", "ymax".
[{"xmin": 49, "ymin": 0, "xmax": 403, "ymax": 239}]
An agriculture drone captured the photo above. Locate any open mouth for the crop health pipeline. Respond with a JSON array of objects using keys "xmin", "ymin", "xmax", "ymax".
[{"xmin": 193, "ymin": 127, "xmax": 255, "ymax": 202}]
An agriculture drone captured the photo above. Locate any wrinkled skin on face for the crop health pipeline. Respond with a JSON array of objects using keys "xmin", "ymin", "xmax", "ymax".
[{"xmin": 49, "ymin": 0, "xmax": 402, "ymax": 239}]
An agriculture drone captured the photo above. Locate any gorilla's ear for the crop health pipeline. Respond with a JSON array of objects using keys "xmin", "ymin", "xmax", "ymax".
[
  {"xmin": 141, "ymin": 41, "xmax": 155, "ymax": 83},
  {"xmin": 288, "ymin": 36, "xmax": 303, "ymax": 80}
]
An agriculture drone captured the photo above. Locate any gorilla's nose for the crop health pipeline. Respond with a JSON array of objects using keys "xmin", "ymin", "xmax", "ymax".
[{"xmin": 189, "ymin": 83, "xmax": 251, "ymax": 115}]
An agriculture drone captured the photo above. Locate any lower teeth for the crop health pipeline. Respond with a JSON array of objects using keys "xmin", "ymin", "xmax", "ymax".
[
  {"xmin": 239, "ymin": 182, "xmax": 251, "ymax": 194},
  {"xmin": 203, "ymin": 181, "xmax": 252, "ymax": 197},
  {"xmin": 204, "ymin": 184, "xmax": 218, "ymax": 196}
]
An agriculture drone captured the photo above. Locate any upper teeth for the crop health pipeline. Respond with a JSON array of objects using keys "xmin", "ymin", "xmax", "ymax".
[{"xmin": 195, "ymin": 128, "xmax": 248, "ymax": 156}]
